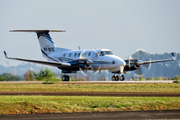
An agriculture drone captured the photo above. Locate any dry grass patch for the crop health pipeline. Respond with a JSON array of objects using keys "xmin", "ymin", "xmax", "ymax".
[
  {"xmin": 0, "ymin": 83, "xmax": 179, "ymax": 92},
  {"xmin": 0, "ymin": 96, "xmax": 180, "ymax": 114}
]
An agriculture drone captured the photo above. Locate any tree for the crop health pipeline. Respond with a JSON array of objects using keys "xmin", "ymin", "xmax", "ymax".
[
  {"xmin": 24, "ymin": 69, "xmax": 37, "ymax": 81},
  {"xmin": 174, "ymin": 75, "xmax": 179, "ymax": 80},
  {"xmin": 1, "ymin": 73, "xmax": 22, "ymax": 81},
  {"xmin": 35, "ymin": 68, "xmax": 55, "ymax": 81},
  {"xmin": 0, "ymin": 75, "xmax": 3, "ymax": 81}
]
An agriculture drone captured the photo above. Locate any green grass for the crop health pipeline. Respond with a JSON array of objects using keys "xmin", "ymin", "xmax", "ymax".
[
  {"xmin": 0, "ymin": 96, "xmax": 179, "ymax": 114},
  {"xmin": 0, "ymin": 83, "xmax": 180, "ymax": 92}
]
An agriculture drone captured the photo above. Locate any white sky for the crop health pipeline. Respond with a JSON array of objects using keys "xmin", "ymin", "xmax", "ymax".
[{"xmin": 0, "ymin": 0, "xmax": 180, "ymax": 66}]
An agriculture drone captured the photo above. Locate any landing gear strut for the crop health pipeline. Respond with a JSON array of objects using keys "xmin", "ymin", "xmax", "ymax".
[
  {"xmin": 62, "ymin": 75, "xmax": 69, "ymax": 81},
  {"xmin": 112, "ymin": 74, "xmax": 125, "ymax": 81}
]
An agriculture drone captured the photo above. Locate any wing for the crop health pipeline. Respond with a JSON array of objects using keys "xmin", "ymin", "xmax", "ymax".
[
  {"xmin": 4, "ymin": 51, "xmax": 71, "ymax": 67},
  {"xmin": 141, "ymin": 53, "xmax": 176, "ymax": 65}
]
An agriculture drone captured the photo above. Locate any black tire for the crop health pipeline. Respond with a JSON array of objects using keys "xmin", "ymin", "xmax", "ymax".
[
  {"xmin": 65, "ymin": 75, "xmax": 69, "ymax": 81},
  {"xmin": 115, "ymin": 76, "xmax": 119, "ymax": 81},
  {"xmin": 120, "ymin": 75, "xmax": 125, "ymax": 81},
  {"xmin": 112, "ymin": 76, "xmax": 116, "ymax": 81},
  {"xmin": 62, "ymin": 75, "xmax": 66, "ymax": 81}
]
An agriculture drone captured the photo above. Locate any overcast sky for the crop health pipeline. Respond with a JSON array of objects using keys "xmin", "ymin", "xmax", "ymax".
[{"xmin": 0, "ymin": 0, "xmax": 180, "ymax": 66}]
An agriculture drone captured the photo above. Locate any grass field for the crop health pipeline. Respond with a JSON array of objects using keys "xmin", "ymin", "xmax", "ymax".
[
  {"xmin": 0, "ymin": 83, "xmax": 180, "ymax": 114},
  {"xmin": 0, "ymin": 83, "xmax": 179, "ymax": 92},
  {"xmin": 0, "ymin": 96, "xmax": 180, "ymax": 115}
]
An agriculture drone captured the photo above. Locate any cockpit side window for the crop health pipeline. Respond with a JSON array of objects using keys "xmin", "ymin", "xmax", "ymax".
[
  {"xmin": 109, "ymin": 51, "xmax": 113, "ymax": 55},
  {"xmin": 100, "ymin": 51, "xmax": 113, "ymax": 56},
  {"xmin": 100, "ymin": 51, "xmax": 105, "ymax": 56}
]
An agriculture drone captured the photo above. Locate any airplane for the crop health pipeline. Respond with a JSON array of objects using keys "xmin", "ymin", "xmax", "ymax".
[{"xmin": 4, "ymin": 29, "xmax": 176, "ymax": 81}]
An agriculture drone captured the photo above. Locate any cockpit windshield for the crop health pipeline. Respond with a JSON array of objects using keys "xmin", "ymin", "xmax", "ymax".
[{"xmin": 100, "ymin": 51, "xmax": 113, "ymax": 56}]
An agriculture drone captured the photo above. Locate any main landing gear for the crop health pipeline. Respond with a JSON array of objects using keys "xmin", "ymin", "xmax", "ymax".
[
  {"xmin": 62, "ymin": 75, "xmax": 70, "ymax": 81},
  {"xmin": 112, "ymin": 74, "xmax": 125, "ymax": 81}
]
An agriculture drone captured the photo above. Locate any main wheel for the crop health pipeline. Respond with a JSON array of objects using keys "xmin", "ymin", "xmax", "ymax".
[
  {"xmin": 62, "ymin": 75, "xmax": 66, "ymax": 81},
  {"xmin": 120, "ymin": 75, "xmax": 125, "ymax": 81},
  {"xmin": 115, "ymin": 76, "xmax": 119, "ymax": 81},
  {"xmin": 65, "ymin": 75, "xmax": 69, "ymax": 81},
  {"xmin": 112, "ymin": 76, "xmax": 116, "ymax": 81},
  {"xmin": 62, "ymin": 75, "xmax": 70, "ymax": 81}
]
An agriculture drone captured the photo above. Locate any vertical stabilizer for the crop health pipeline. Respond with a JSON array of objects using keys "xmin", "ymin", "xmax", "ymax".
[
  {"xmin": 10, "ymin": 29, "xmax": 66, "ymax": 58},
  {"xmin": 37, "ymin": 31, "xmax": 56, "ymax": 57}
]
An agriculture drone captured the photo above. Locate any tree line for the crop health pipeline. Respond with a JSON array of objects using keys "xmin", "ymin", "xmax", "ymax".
[
  {"xmin": 0, "ymin": 67, "xmax": 179, "ymax": 81},
  {"xmin": 0, "ymin": 68, "xmax": 56, "ymax": 81}
]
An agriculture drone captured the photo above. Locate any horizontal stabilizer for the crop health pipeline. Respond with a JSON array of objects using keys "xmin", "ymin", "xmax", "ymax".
[{"xmin": 10, "ymin": 30, "xmax": 66, "ymax": 32}]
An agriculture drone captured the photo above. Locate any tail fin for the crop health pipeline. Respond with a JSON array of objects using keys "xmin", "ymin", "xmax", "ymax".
[{"xmin": 10, "ymin": 30, "xmax": 65, "ymax": 57}]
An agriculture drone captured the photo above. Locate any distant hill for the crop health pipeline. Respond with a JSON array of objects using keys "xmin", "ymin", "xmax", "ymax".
[{"xmin": 0, "ymin": 51, "xmax": 179, "ymax": 79}]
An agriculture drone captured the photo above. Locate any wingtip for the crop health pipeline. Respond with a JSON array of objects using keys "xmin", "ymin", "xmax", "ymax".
[
  {"xmin": 4, "ymin": 51, "xmax": 8, "ymax": 58},
  {"xmin": 9, "ymin": 30, "xmax": 14, "ymax": 32},
  {"xmin": 172, "ymin": 52, "xmax": 176, "ymax": 60}
]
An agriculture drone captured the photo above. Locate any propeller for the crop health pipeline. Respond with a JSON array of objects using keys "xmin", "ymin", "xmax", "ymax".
[
  {"xmin": 78, "ymin": 49, "xmax": 101, "ymax": 76},
  {"xmin": 131, "ymin": 49, "xmax": 151, "ymax": 77}
]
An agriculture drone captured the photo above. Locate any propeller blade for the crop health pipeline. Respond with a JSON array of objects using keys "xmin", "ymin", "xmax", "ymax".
[
  {"xmin": 94, "ymin": 66, "xmax": 101, "ymax": 75},
  {"xmin": 79, "ymin": 50, "xmax": 86, "ymax": 59},
  {"xmin": 137, "ymin": 49, "xmax": 146, "ymax": 60},
  {"xmin": 134, "ymin": 66, "xmax": 144, "ymax": 77},
  {"xmin": 79, "ymin": 67, "xmax": 87, "ymax": 76},
  {"xmin": 128, "ymin": 56, "xmax": 132, "ymax": 68},
  {"xmin": 143, "ymin": 58, "xmax": 151, "ymax": 70}
]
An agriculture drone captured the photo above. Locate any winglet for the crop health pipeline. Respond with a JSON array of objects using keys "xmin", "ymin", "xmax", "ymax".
[
  {"xmin": 172, "ymin": 52, "xmax": 176, "ymax": 60},
  {"xmin": 4, "ymin": 51, "xmax": 8, "ymax": 58}
]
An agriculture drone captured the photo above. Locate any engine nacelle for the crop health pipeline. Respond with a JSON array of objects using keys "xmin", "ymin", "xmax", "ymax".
[
  {"xmin": 124, "ymin": 59, "xmax": 140, "ymax": 71},
  {"xmin": 68, "ymin": 59, "xmax": 93, "ymax": 68}
]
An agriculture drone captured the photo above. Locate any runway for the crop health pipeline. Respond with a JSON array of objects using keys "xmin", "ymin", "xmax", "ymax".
[
  {"xmin": 0, "ymin": 80, "xmax": 174, "ymax": 84},
  {"xmin": 1, "ymin": 110, "xmax": 180, "ymax": 120},
  {"xmin": 0, "ymin": 91, "xmax": 180, "ymax": 97}
]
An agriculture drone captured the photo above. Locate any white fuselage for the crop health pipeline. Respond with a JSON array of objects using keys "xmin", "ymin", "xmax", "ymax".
[{"xmin": 48, "ymin": 48, "xmax": 126, "ymax": 73}]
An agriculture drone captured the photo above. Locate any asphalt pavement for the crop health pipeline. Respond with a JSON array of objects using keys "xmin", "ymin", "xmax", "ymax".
[{"xmin": 1, "ymin": 110, "xmax": 180, "ymax": 120}]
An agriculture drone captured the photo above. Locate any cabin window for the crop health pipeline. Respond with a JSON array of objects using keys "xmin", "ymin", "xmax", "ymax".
[
  {"xmin": 112, "ymin": 61, "xmax": 115, "ymax": 64},
  {"xmin": 78, "ymin": 53, "xmax": 80, "ymax": 57},
  {"xmin": 74, "ymin": 53, "xmax": 77, "ymax": 57},
  {"xmin": 69, "ymin": 53, "xmax": 71, "ymax": 57},
  {"xmin": 84, "ymin": 52, "xmax": 87, "ymax": 57},
  {"xmin": 88, "ymin": 52, "xmax": 91, "ymax": 56},
  {"xmin": 63, "ymin": 54, "xmax": 66, "ymax": 57}
]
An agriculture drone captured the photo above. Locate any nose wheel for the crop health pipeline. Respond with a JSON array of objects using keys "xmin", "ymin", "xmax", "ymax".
[
  {"xmin": 62, "ymin": 75, "xmax": 69, "ymax": 81},
  {"xmin": 112, "ymin": 74, "xmax": 124, "ymax": 81}
]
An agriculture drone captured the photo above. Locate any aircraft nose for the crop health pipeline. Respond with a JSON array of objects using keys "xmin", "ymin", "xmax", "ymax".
[
  {"xmin": 123, "ymin": 60, "xmax": 126, "ymax": 66},
  {"xmin": 117, "ymin": 58, "xmax": 126, "ymax": 67}
]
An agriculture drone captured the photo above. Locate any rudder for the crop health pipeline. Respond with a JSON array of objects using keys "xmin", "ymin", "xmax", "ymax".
[{"xmin": 37, "ymin": 30, "xmax": 56, "ymax": 57}]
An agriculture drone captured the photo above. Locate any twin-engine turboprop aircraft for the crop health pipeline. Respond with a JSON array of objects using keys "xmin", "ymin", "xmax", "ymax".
[{"xmin": 4, "ymin": 30, "xmax": 176, "ymax": 81}]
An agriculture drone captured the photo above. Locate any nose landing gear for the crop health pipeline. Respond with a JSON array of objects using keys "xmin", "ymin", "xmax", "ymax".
[
  {"xmin": 112, "ymin": 74, "xmax": 125, "ymax": 81},
  {"xmin": 62, "ymin": 75, "xmax": 70, "ymax": 81}
]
